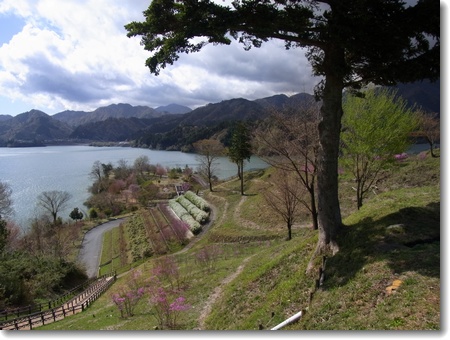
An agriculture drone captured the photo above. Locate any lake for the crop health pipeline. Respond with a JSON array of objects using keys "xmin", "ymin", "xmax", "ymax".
[{"xmin": 0, "ymin": 145, "xmax": 268, "ymax": 229}]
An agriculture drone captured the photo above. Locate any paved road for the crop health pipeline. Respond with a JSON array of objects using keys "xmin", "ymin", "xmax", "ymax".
[{"xmin": 77, "ymin": 218, "xmax": 126, "ymax": 278}]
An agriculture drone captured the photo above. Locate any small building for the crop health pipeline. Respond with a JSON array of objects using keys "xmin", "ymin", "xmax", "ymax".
[{"xmin": 175, "ymin": 184, "xmax": 184, "ymax": 196}]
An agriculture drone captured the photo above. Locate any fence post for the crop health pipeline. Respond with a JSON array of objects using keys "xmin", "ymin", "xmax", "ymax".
[{"xmin": 28, "ymin": 316, "xmax": 33, "ymax": 330}]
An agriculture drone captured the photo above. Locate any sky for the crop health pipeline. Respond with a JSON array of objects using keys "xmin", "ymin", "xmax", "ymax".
[{"xmin": 0, "ymin": 0, "xmax": 318, "ymax": 116}]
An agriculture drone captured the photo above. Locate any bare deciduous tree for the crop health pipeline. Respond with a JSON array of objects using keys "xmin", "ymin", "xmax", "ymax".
[
  {"xmin": 0, "ymin": 181, "xmax": 13, "ymax": 219},
  {"xmin": 89, "ymin": 160, "xmax": 112, "ymax": 194},
  {"xmin": 36, "ymin": 190, "xmax": 72, "ymax": 224},
  {"xmin": 253, "ymin": 103, "xmax": 320, "ymax": 230},
  {"xmin": 134, "ymin": 155, "xmax": 151, "ymax": 180},
  {"xmin": 417, "ymin": 110, "xmax": 440, "ymax": 158},
  {"xmin": 263, "ymin": 169, "xmax": 303, "ymax": 241},
  {"xmin": 193, "ymin": 139, "xmax": 225, "ymax": 191}
]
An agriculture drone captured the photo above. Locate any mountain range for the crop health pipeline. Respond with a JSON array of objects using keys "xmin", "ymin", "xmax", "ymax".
[{"xmin": 0, "ymin": 80, "xmax": 439, "ymax": 148}]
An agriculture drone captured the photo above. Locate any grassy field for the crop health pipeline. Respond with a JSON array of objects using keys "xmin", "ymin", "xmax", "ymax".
[{"xmin": 38, "ymin": 151, "xmax": 440, "ymax": 330}]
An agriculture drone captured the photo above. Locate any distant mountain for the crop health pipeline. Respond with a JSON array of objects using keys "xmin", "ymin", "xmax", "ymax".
[
  {"xmin": 52, "ymin": 110, "xmax": 89, "ymax": 126},
  {"xmin": 254, "ymin": 93, "xmax": 316, "ymax": 110},
  {"xmin": 132, "ymin": 96, "xmax": 315, "ymax": 150},
  {"xmin": 392, "ymin": 80, "xmax": 440, "ymax": 115},
  {"xmin": 254, "ymin": 94, "xmax": 290, "ymax": 109},
  {"xmin": 155, "ymin": 104, "xmax": 192, "ymax": 114},
  {"xmin": 53, "ymin": 103, "xmax": 161, "ymax": 127},
  {"xmin": 0, "ymin": 115, "xmax": 12, "ymax": 122},
  {"xmin": 69, "ymin": 117, "xmax": 153, "ymax": 142},
  {"xmin": 0, "ymin": 80, "xmax": 439, "ymax": 148},
  {"xmin": 0, "ymin": 110, "xmax": 72, "ymax": 146},
  {"xmin": 178, "ymin": 98, "xmax": 268, "ymax": 126}
]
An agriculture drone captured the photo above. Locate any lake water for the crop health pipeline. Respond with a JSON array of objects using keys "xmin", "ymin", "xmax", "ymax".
[{"xmin": 0, "ymin": 145, "xmax": 268, "ymax": 229}]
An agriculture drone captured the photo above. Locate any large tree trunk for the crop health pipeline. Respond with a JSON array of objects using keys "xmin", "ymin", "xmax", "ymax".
[
  {"xmin": 308, "ymin": 45, "xmax": 345, "ymax": 271},
  {"xmin": 309, "ymin": 186, "xmax": 318, "ymax": 230},
  {"xmin": 240, "ymin": 161, "xmax": 244, "ymax": 195}
]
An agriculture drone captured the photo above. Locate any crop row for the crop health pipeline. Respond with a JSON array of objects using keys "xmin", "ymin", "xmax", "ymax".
[
  {"xmin": 168, "ymin": 191, "xmax": 211, "ymax": 235},
  {"xmin": 185, "ymin": 191, "xmax": 210, "ymax": 211},
  {"xmin": 176, "ymin": 195, "xmax": 209, "ymax": 224},
  {"xmin": 168, "ymin": 199, "xmax": 202, "ymax": 235},
  {"xmin": 126, "ymin": 214, "xmax": 153, "ymax": 261}
]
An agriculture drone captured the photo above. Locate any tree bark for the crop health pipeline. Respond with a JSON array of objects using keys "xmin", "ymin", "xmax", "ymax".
[
  {"xmin": 308, "ymin": 184, "xmax": 318, "ymax": 230},
  {"xmin": 428, "ymin": 140, "xmax": 438, "ymax": 158},
  {"xmin": 309, "ymin": 45, "xmax": 345, "ymax": 268},
  {"xmin": 240, "ymin": 161, "xmax": 244, "ymax": 195}
]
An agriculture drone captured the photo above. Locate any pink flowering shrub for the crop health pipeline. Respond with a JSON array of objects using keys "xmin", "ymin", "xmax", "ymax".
[
  {"xmin": 417, "ymin": 151, "xmax": 428, "ymax": 161},
  {"xmin": 111, "ymin": 269, "xmax": 146, "ymax": 318},
  {"xmin": 152, "ymin": 256, "xmax": 182, "ymax": 290},
  {"xmin": 110, "ymin": 264, "xmax": 190, "ymax": 328},
  {"xmin": 112, "ymin": 286, "xmax": 145, "ymax": 318},
  {"xmin": 394, "ymin": 152, "xmax": 408, "ymax": 161},
  {"xmin": 147, "ymin": 276, "xmax": 190, "ymax": 329}
]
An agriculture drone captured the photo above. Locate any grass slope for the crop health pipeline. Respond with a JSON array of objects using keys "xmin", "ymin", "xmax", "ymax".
[{"xmin": 38, "ymin": 152, "xmax": 440, "ymax": 330}]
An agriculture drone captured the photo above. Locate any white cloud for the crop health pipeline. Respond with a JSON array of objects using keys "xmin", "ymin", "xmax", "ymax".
[{"xmin": 0, "ymin": 0, "xmax": 318, "ymax": 115}]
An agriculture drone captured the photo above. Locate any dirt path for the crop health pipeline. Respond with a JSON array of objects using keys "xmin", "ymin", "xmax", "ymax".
[
  {"xmin": 197, "ymin": 254, "xmax": 255, "ymax": 330},
  {"xmin": 234, "ymin": 195, "xmax": 264, "ymax": 230}
]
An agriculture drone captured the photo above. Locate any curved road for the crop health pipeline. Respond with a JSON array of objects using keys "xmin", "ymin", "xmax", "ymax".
[{"xmin": 77, "ymin": 218, "xmax": 126, "ymax": 278}]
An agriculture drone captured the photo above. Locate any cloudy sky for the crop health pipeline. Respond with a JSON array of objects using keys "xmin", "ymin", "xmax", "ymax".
[{"xmin": 0, "ymin": 0, "xmax": 319, "ymax": 116}]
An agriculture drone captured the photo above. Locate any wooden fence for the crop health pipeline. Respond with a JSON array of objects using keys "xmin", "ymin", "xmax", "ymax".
[
  {"xmin": 0, "ymin": 273, "xmax": 116, "ymax": 330},
  {"xmin": 0, "ymin": 275, "xmax": 102, "ymax": 322}
]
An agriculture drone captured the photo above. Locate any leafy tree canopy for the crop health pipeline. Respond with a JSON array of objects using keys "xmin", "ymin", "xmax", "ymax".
[
  {"xmin": 341, "ymin": 87, "xmax": 420, "ymax": 209},
  {"xmin": 125, "ymin": 0, "xmax": 439, "ymax": 89}
]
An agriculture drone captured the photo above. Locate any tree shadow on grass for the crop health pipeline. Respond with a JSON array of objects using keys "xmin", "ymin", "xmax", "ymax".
[{"xmin": 323, "ymin": 201, "xmax": 440, "ymax": 289}]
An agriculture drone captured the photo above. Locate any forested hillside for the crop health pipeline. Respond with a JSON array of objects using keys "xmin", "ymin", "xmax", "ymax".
[{"xmin": 0, "ymin": 81, "xmax": 439, "ymax": 148}]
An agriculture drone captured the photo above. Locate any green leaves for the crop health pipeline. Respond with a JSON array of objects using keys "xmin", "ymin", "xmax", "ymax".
[{"xmin": 340, "ymin": 88, "xmax": 420, "ymax": 209}]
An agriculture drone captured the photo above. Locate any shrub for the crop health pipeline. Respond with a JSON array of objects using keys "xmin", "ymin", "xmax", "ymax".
[
  {"xmin": 147, "ymin": 276, "xmax": 190, "ymax": 329},
  {"xmin": 111, "ymin": 269, "xmax": 146, "ymax": 318}
]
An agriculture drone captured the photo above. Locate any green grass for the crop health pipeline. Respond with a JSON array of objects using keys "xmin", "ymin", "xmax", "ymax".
[
  {"xmin": 38, "ymin": 152, "xmax": 440, "ymax": 330},
  {"xmin": 98, "ymin": 227, "xmax": 125, "ymax": 276},
  {"xmin": 295, "ymin": 184, "xmax": 439, "ymax": 330}
]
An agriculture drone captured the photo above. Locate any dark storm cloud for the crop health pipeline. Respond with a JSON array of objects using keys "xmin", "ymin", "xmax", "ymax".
[
  {"xmin": 20, "ymin": 53, "xmax": 133, "ymax": 103},
  {"xmin": 180, "ymin": 39, "xmax": 318, "ymax": 97}
]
